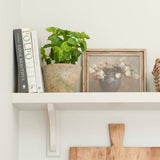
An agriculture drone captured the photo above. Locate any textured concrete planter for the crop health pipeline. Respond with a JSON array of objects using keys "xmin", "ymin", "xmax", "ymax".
[{"xmin": 42, "ymin": 64, "xmax": 81, "ymax": 92}]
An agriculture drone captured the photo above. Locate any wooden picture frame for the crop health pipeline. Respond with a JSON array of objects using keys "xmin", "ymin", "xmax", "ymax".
[{"xmin": 82, "ymin": 49, "xmax": 146, "ymax": 92}]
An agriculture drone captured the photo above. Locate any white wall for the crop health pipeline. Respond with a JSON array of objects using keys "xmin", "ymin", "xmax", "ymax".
[
  {"xmin": 0, "ymin": 0, "xmax": 20, "ymax": 159},
  {"xmin": 20, "ymin": 0, "xmax": 160, "ymax": 92},
  {"xmin": 19, "ymin": 110, "xmax": 160, "ymax": 160},
  {"xmin": 18, "ymin": 0, "xmax": 160, "ymax": 160}
]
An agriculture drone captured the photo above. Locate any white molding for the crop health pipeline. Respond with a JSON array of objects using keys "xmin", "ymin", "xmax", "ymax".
[{"xmin": 47, "ymin": 104, "xmax": 60, "ymax": 157}]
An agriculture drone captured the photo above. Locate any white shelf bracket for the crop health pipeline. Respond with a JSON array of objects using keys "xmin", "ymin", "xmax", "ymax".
[{"xmin": 47, "ymin": 104, "xmax": 60, "ymax": 157}]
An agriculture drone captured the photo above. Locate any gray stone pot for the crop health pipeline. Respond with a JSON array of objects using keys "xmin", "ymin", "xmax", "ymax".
[{"xmin": 42, "ymin": 64, "xmax": 81, "ymax": 92}]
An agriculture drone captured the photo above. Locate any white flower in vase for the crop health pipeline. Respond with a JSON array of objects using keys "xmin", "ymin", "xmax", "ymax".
[
  {"xmin": 97, "ymin": 61, "xmax": 106, "ymax": 69},
  {"xmin": 119, "ymin": 62, "xmax": 125, "ymax": 67},
  {"xmin": 124, "ymin": 66, "xmax": 130, "ymax": 71},
  {"xmin": 125, "ymin": 70, "xmax": 131, "ymax": 77},
  {"xmin": 94, "ymin": 70, "xmax": 105, "ymax": 79},
  {"xmin": 92, "ymin": 64, "xmax": 98, "ymax": 70},
  {"xmin": 89, "ymin": 67, "xmax": 95, "ymax": 73},
  {"xmin": 115, "ymin": 73, "xmax": 121, "ymax": 79}
]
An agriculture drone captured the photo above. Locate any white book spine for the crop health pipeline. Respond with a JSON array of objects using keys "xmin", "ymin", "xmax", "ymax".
[
  {"xmin": 31, "ymin": 31, "xmax": 44, "ymax": 93},
  {"xmin": 22, "ymin": 28, "xmax": 37, "ymax": 93}
]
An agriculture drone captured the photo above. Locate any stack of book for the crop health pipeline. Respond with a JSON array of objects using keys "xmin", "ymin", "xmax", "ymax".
[{"xmin": 13, "ymin": 28, "xmax": 44, "ymax": 93}]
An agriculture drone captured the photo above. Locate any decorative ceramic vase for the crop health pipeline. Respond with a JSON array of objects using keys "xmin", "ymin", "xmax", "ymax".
[
  {"xmin": 42, "ymin": 64, "xmax": 81, "ymax": 92},
  {"xmin": 99, "ymin": 68, "xmax": 121, "ymax": 92}
]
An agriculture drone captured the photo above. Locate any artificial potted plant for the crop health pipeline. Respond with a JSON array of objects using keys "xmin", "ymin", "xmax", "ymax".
[{"xmin": 41, "ymin": 27, "xmax": 90, "ymax": 92}]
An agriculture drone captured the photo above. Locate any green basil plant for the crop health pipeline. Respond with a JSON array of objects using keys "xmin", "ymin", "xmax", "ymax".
[{"xmin": 41, "ymin": 27, "xmax": 90, "ymax": 65}]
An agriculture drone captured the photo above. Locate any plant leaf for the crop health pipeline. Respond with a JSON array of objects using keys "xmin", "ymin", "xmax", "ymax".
[
  {"xmin": 58, "ymin": 50, "xmax": 63, "ymax": 61},
  {"xmin": 73, "ymin": 49, "xmax": 82, "ymax": 59},
  {"xmin": 46, "ymin": 27, "xmax": 58, "ymax": 34},
  {"xmin": 70, "ymin": 56, "xmax": 76, "ymax": 64},
  {"xmin": 48, "ymin": 35, "xmax": 62, "ymax": 47},
  {"xmin": 80, "ymin": 40, "xmax": 87, "ymax": 52},
  {"xmin": 64, "ymin": 35, "xmax": 71, "ymax": 41},
  {"xmin": 43, "ymin": 44, "xmax": 52, "ymax": 48},
  {"xmin": 63, "ymin": 52, "xmax": 71, "ymax": 59},
  {"xmin": 49, "ymin": 47, "xmax": 54, "ymax": 60},
  {"xmin": 68, "ymin": 38, "xmax": 77, "ymax": 45},
  {"xmin": 48, "ymin": 34, "xmax": 57, "ymax": 40},
  {"xmin": 40, "ymin": 47, "xmax": 45, "ymax": 55},
  {"xmin": 46, "ymin": 58, "xmax": 51, "ymax": 64},
  {"xmin": 41, "ymin": 55, "xmax": 47, "ymax": 61},
  {"xmin": 70, "ymin": 49, "xmax": 82, "ymax": 64},
  {"xmin": 61, "ymin": 42, "xmax": 72, "ymax": 52},
  {"xmin": 81, "ymin": 32, "xmax": 90, "ymax": 39},
  {"xmin": 58, "ymin": 29, "xmax": 71, "ymax": 36},
  {"xmin": 71, "ymin": 32, "xmax": 81, "ymax": 38},
  {"xmin": 52, "ymin": 46, "xmax": 60, "ymax": 52},
  {"xmin": 52, "ymin": 46, "xmax": 64, "ymax": 62}
]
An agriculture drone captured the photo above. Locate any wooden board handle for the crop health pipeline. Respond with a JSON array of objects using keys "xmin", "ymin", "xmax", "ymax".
[{"xmin": 109, "ymin": 124, "xmax": 124, "ymax": 147}]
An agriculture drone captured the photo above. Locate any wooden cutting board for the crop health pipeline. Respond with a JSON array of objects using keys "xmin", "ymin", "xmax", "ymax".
[{"xmin": 70, "ymin": 124, "xmax": 160, "ymax": 160}]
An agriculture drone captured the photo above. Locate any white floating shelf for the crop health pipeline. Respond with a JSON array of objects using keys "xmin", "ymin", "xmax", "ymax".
[
  {"xmin": 12, "ymin": 92, "xmax": 160, "ymax": 103},
  {"xmin": 12, "ymin": 92, "xmax": 160, "ymax": 110}
]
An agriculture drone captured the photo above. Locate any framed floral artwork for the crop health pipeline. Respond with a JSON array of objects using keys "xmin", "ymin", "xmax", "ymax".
[{"xmin": 82, "ymin": 49, "xmax": 146, "ymax": 92}]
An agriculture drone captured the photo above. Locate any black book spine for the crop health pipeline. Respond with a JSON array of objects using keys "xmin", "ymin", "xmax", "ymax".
[{"xmin": 13, "ymin": 29, "xmax": 28, "ymax": 93}]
